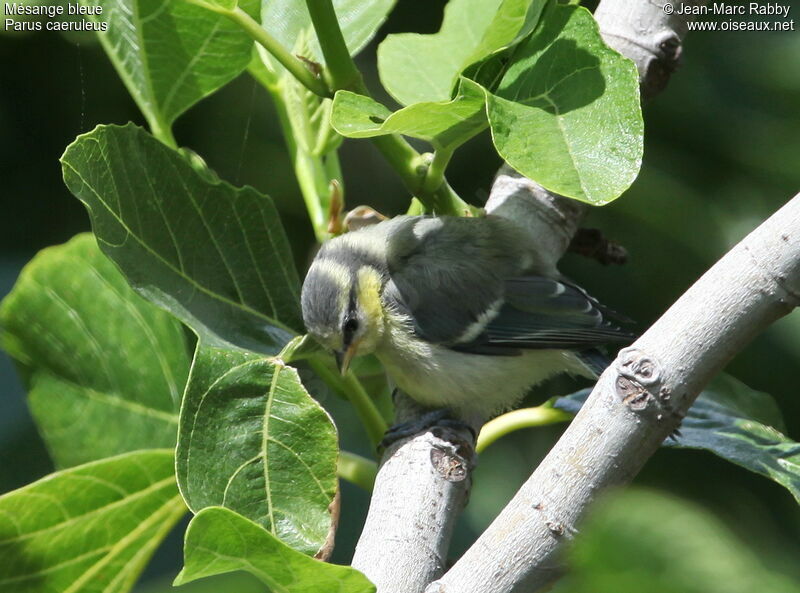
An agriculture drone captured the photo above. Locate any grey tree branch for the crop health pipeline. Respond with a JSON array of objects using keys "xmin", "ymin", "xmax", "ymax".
[
  {"xmin": 350, "ymin": 422, "xmax": 475, "ymax": 592},
  {"xmin": 427, "ymin": 192, "xmax": 800, "ymax": 593}
]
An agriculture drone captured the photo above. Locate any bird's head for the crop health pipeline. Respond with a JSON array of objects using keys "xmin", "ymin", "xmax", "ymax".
[{"xmin": 301, "ymin": 258, "xmax": 386, "ymax": 375}]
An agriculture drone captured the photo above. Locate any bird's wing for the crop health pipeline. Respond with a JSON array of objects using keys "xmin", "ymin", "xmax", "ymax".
[
  {"xmin": 454, "ymin": 276, "xmax": 635, "ymax": 354},
  {"xmin": 383, "ymin": 216, "xmax": 527, "ymax": 345}
]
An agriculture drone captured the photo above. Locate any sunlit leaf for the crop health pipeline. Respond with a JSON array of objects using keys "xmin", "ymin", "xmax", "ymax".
[
  {"xmin": 378, "ymin": 0, "xmax": 546, "ymax": 105},
  {"xmin": 176, "ymin": 346, "xmax": 338, "ymax": 556},
  {"xmin": 81, "ymin": 0, "xmax": 260, "ymax": 134},
  {"xmin": 0, "ymin": 450, "xmax": 186, "ymax": 593},
  {"xmin": 175, "ymin": 507, "xmax": 374, "ymax": 591},
  {"xmin": 261, "ymin": 0, "xmax": 396, "ymax": 74},
  {"xmin": 331, "ymin": 78, "xmax": 487, "ymax": 150},
  {"xmin": 484, "ymin": 4, "xmax": 642, "ymax": 204},
  {"xmin": 61, "ymin": 123, "xmax": 301, "ymax": 355},
  {"xmin": 0, "ymin": 234, "xmax": 188, "ymax": 468}
]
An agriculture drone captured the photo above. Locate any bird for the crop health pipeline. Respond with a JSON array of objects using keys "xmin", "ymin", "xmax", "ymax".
[{"xmin": 300, "ymin": 214, "xmax": 633, "ymax": 427}]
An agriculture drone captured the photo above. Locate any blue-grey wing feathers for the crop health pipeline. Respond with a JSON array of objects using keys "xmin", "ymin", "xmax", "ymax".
[
  {"xmin": 382, "ymin": 216, "xmax": 634, "ymax": 355},
  {"xmin": 384, "ymin": 216, "xmax": 532, "ymax": 345}
]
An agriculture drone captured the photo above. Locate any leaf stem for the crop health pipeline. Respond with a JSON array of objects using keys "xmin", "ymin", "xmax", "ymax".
[
  {"xmin": 217, "ymin": 4, "xmax": 331, "ymax": 97},
  {"xmin": 422, "ymin": 147, "xmax": 455, "ymax": 195},
  {"xmin": 252, "ymin": 68, "xmax": 335, "ymax": 242},
  {"xmin": 309, "ymin": 357, "xmax": 388, "ymax": 447},
  {"xmin": 150, "ymin": 119, "xmax": 178, "ymax": 149},
  {"xmin": 338, "ymin": 450, "xmax": 377, "ymax": 491},
  {"xmin": 303, "ymin": 0, "xmax": 470, "ymax": 215},
  {"xmin": 304, "ymin": 0, "xmax": 364, "ymax": 92},
  {"xmin": 476, "ymin": 405, "xmax": 572, "ymax": 453}
]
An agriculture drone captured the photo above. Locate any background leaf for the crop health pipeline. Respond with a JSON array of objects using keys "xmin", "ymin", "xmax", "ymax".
[
  {"xmin": 0, "ymin": 450, "xmax": 186, "ymax": 593},
  {"xmin": 484, "ymin": 3, "xmax": 642, "ymax": 204},
  {"xmin": 0, "ymin": 234, "xmax": 188, "ymax": 468},
  {"xmin": 61, "ymin": 123, "xmax": 301, "ymax": 355},
  {"xmin": 555, "ymin": 374, "xmax": 800, "ymax": 503},
  {"xmin": 554, "ymin": 489, "xmax": 800, "ymax": 593},
  {"xmin": 261, "ymin": 0, "xmax": 395, "ymax": 74},
  {"xmin": 81, "ymin": 0, "xmax": 259, "ymax": 136},
  {"xmin": 377, "ymin": 0, "xmax": 545, "ymax": 106},
  {"xmin": 331, "ymin": 78, "xmax": 487, "ymax": 150},
  {"xmin": 176, "ymin": 347, "xmax": 339, "ymax": 556},
  {"xmin": 175, "ymin": 507, "xmax": 375, "ymax": 592}
]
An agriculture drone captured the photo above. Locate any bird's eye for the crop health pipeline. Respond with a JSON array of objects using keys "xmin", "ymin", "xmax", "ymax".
[{"xmin": 342, "ymin": 317, "xmax": 359, "ymax": 340}]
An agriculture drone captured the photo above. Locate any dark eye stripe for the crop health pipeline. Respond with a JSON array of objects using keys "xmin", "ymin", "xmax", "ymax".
[{"xmin": 342, "ymin": 287, "xmax": 359, "ymax": 346}]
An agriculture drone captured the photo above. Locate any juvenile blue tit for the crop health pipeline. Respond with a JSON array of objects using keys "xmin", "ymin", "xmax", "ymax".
[{"xmin": 301, "ymin": 215, "xmax": 632, "ymax": 423}]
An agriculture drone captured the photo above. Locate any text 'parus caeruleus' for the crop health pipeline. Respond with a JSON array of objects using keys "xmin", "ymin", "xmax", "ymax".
[{"xmin": 301, "ymin": 215, "xmax": 632, "ymax": 423}]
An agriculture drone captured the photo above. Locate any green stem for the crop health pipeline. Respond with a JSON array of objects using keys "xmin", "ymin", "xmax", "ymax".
[
  {"xmin": 422, "ymin": 147, "xmax": 455, "ymax": 195},
  {"xmin": 255, "ymin": 72, "xmax": 332, "ymax": 242},
  {"xmin": 304, "ymin": 0, "xmax": 363, "ymax": 92},
  {"xmin": 220, "ymin": 5, "xmax": 330, "ymax": 97},
  {"xmin": 150, "ymin": 118, "xmax": 178, "ymax": 149},
  {"xmin": 309, "ymin": 357, "xmax": 388, "ymax": 447},
  {"xmin": 370, "ymin": 137, "xmax": 469, "ymax": 215},
  {"xmin": 337, "ymin": 450, "xmax": 377, "ymax": 491},
  {"xmin": 302, "ymin": 0, "xmax": 469, "ymax": 215},
  {"xmin": 476, "ymin": 406, "xmax": 573, "ymax": 453}
]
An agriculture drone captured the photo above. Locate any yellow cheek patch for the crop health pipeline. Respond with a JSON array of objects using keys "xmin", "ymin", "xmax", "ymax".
[{"xmin": 356, "ymin": 266, "xmax": 384, "ymax": 327}]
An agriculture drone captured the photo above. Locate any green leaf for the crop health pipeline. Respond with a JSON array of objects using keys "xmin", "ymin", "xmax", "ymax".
[
  {"xmin": 202, "ymin": 0, "xmax": 238, "ymax": 9},
  {"xmin": 81, "ymin": 0, "xmax": 259, "ymax": 137},
  {"xmin": 377, "ymin": 0, "xmax": 546, "ymax": 106},
  {"xmin": 484, "ymin": 4, "xmax": 643, "ymax": 204},
  {"xmin": 176, "ymin": 346, "xmax": 338, "ymax": 556},
  {"xmin": 558, "ymin": 489, "xmax": 800, "ymax": 593},
  {"xmin": 261, "ymin": 0, "xmax": 395, "ymax": 70},
  {"xmin": 61, "ymin": 123, "xmax": 301, "ymax": 355},
  {"xmin": 555, "ymin": 374, "xmax": 800, "ymax": 504},
  {"xmin": 663, "ymin": 375, "xmax": 800, "ymax": 504},
  {"xmin": 331, "ymin": 78, "xmax": 487, "ymax": 150},
  {"xmin": 0, "ymin": 450, "xmax": 187, "ymax": 593},
  {"xmin": 0, "ymin": 234, "xmax": 188, "ymax": 468},
  {"xmin": 175, "ymin": 507, "xmax": 375, "ymax": 592}
]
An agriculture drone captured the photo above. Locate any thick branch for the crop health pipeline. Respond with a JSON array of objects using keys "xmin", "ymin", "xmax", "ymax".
[
  {"xmin": 351, "ymin": 422, "xmax": 476, "ymax": 592},
  {"xmin": 485, "ymin": 166, "xmax": 586, "ymax": 276},
  {"xmin": 427, "ymin": 193, "xmax": 800, "ymax": 593}
]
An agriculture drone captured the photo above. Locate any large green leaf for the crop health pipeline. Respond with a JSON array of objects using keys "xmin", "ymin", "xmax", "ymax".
[
  {"xmin": 175, "ymin": 507, "xmax": 375, "ymax": 592},
  {"xmin": 0, "ymin": 450, "xmax": 186, "ymax": 593},
  {"xmin": 331, "ymin": 78, "xmax": 487, "ymax": 151},
  {"xmin": 485, "ymin": 3, "xmax": 642, "ymax": 204},
  {"xmin": 262, "ymin": 0, "xmax": 395, "ymax": 70},
  {"xmin": 556, "ymin": 489, "xmax": 800, "ymax": 593},
  {"xmin": 555, "ymin": 374, "xmax": 800, "ymax": 504},
  {"xmin": 0, "ymin": 234, "xmax": 188, "ymax": 468},
  {"xmin": 61, "ymin": 123, "xmax": 301, "ymax": 355},
  {"xmin": 81, "ymin": 0, "xmax": 259, "ymax": 136},
  {"xmin": 377, "ymin": 0, "xmax": 546, "ymax": 106},
  {"xmin": 176, "ymin": 346, "xmax": 338, "ymax": 556}
]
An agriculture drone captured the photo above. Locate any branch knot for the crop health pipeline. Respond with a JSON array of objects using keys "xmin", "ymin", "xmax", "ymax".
[{"xmin": 614, "ymin": 348, "xmax": 665, "ymax": 411}]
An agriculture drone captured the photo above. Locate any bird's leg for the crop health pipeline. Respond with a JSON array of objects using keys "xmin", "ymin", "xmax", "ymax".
[{"xmin": 380, "ymin": 405, "xmax": 477, "ymax": 450}]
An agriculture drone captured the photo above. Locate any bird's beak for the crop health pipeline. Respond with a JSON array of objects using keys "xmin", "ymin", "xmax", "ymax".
[{"xmin": 335, "ymin": 342, "xmax": 359, "ymax": 375}]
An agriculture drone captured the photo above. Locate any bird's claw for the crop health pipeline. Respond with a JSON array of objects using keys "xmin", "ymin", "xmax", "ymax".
[{"xmin": 379, "ymin": 409, "xmax": 476, "ymax": 451}]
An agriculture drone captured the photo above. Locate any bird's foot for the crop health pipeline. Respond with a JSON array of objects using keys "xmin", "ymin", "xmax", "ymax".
[
  {"xmin": 379, "ymin": 409, "xmax": 477, "ymax": 450},
  {"xmin": 666, "ymin": 426, "xmax": 683, "ymax": 442}
]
